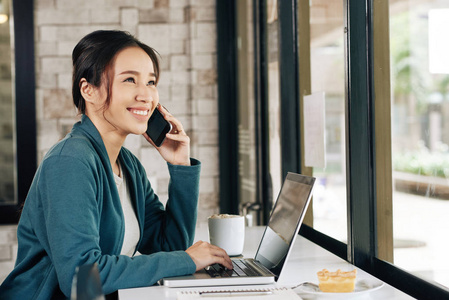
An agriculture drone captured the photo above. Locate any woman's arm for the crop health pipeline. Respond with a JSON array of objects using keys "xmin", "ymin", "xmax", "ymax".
[
  {"xmin": 36, "ymin": 155, "xmax": 196, "ymax": 296},
  {"xmin": 138, "ymin": 158, "xmax": 201, "ymax": 253}
]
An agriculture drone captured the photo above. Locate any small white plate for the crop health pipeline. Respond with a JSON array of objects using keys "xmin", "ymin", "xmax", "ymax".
[{"xmin": 296, "ymin": 279, "xmax": 384, "ymax": 298}]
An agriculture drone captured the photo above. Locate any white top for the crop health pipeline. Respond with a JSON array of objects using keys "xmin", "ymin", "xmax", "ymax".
[{"xmin": 114, "ymin": 164, "xmax": 140, "ymax": 257}]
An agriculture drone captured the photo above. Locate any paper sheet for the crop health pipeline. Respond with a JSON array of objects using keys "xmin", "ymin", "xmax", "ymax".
[
  {"xmin": 177, "ymin": 287, "xmax": 301, "ymax": 300},
  {"xmin": 303, "ymin": 92, "xmax": 326, "ymax": 168}
]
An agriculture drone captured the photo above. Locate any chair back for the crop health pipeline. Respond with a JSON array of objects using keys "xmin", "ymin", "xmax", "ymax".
[{"xmin": 71, "ymin": 263, "xmax": 105, "ymax": 300}]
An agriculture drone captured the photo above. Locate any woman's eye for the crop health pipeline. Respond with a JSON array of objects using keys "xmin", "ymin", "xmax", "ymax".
[
  {"xmin": 124, "ymin": 77, "xmax": 135, "ymax": 83},
  {"xmin": 147, "ymin": 80, "xmax": 156, "ymax": 86}
]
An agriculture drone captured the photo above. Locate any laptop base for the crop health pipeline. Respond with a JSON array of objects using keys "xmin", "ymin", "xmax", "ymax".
[{"xmin": 162, "ymin": 270, "xmax": 274, "ymax": 288}]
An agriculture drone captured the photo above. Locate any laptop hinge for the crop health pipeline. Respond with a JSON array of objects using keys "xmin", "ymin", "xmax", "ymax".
[{"xmin": 245, "ymin": 259, "xmax": 274, "ymax": 276}]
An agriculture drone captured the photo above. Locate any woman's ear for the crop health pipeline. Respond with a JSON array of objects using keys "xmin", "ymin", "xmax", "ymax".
[{"xmin": 79, "ymin": 78, "xmax": 97, "ymax": 104}]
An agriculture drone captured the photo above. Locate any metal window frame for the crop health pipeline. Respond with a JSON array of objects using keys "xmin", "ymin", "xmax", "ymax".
[
  {"xmin": 277, "ymin": 0, "xmax": 301, "ymax": 178},
  {"xmin": 217, "ymin": 0, "xmax": 239, "ymax": 215},
  {"xmin": 217, "ymin": 0, "xmax": 273, "ymax": 222},
  {"xmin": 0, "ymin": 0, "xmax": 37, "ymax": 224},
  {"xmin": 344, "ymin": 0, "xmax": 378, "ymax": 269},
  {"xmin": 253, "ymin": 0, "xmax": 272, "ymax": 224}
]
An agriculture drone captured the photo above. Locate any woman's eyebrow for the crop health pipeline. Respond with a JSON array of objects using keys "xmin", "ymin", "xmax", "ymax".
[{"xmin": 118, "ymin": 70, "xmax": 156, "ymax": 77}]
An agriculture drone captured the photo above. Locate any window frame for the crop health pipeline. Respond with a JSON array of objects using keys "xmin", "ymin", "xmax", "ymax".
[
  {"xmin": 216, "ymin": 0, "xmax": 449, "ymax": 298},
  {"xmin": 253, "ymin": 0, "xmax": 273, "ymax": 224},
  {"xmin": 217, "ymin": 0, "xmax": 240, "ymax": 215},
  {"xmin": 344, "ymin": 0, "xmax": 378, "ymax": 270},
  {"xmin": 0, "ymin": 0, "xmax": 37, "ymax": 224}
]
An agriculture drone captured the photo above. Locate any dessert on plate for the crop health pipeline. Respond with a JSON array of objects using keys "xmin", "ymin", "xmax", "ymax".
[{"xmin": 317, "ymin": 269, "xmax": 357, "ymax": 293}]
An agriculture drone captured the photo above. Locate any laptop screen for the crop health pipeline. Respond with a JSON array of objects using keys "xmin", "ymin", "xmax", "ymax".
[{"xmin": 254, "ymin": 172, "xmax": 315, "ymax": 278}]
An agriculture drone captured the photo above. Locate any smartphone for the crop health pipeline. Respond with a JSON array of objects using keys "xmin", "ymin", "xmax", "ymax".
[{"xmin": 146, "ymin": 107, "xmax": 172, "ymax": 147}]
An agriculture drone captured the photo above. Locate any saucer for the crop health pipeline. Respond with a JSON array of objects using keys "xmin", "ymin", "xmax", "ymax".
[{"xmin": 296, "ymin": 278, "xmax": 384, "ymax": 298}]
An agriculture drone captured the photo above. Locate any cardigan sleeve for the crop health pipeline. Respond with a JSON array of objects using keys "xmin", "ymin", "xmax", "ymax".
[
  {"xmin": 36, "ymin": 155, "xmax": 196, "ymax": 297},
  {"xmin": 138, "ymin": 158, "xmax": 201, "ymax": 254}
]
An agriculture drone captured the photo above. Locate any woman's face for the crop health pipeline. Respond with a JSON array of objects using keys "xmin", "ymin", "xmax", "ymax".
[{"xmin": 97, "ymin": 46, "xmax": 159, "ymax": 137}]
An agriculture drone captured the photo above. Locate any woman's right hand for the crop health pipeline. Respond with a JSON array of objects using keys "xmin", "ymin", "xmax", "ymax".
[{"xmin": 185, "ymin": 241, "xmax": 233, "ymax": 271}]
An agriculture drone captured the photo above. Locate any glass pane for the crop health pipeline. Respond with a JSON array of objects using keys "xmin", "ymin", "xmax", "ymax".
[
  {"xmin": 267, "ymin": 0, "xmax": 282, "ymax": 204},
  {"xmin": 236, "ymin": 0, "xmax": 257, "ymax": 215},
  {"xmin": 390, "ymin": 0, "xmax": 449, "ymax": 288},
  {"xmin": 309, "ymin": 0, "xmax": 347, "ymax": 242},
  {"xmin": 0, "ymin": 0, "xmax": 15, "ymax": 205}
]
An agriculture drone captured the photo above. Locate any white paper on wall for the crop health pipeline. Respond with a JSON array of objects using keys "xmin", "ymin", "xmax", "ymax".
[
  {"xmin": 429, "ymin": 9, "xmax": 449, "ymax": 74},
  {"xmin": 303, "ymin": 92, "xmax": 326, "ymax": 168}
]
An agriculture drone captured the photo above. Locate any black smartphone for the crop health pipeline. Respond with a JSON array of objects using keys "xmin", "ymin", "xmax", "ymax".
[{"xmin": 146, "ymin": 107, "xmax": 172, "ymax": 147}]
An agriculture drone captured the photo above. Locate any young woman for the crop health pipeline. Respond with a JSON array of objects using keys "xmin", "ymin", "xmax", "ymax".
[{"xmin": 0, "ymin": 30, "xmax": 232, "ymax": 299}]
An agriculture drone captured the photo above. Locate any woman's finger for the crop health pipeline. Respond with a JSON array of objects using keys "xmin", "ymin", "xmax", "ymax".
[
  {"xmin": 203, "ymin": 243, "xmax": 233, "ymax": 269},
  {"xmin": 157, "ymin": 105, "xmax": 186, "ymax": 135},
  {"xmin": 165, "ymin": 132, "xmax": 189, "ymax": 143},
  {"xmin": 186, "ymin": 241, "xmax": 233, "ymax": 271}
]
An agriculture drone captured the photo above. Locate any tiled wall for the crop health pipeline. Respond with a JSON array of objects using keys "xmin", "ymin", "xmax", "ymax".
[
  {"xmin": 0, "ymin": 0, "xmax": 219, "ymax": 283},
  {"xmin": 0, "ymin": 2, "xmax": 14, "ymax": 205},
  {"xmin": 0, "ymin": 226, "xmax": 17, "ymax": 285}
]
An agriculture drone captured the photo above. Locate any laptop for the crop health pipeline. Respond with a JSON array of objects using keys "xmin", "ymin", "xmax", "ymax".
[{"xmin": 162, "ymin": 172, "xmax": 316, "ymax": 288}]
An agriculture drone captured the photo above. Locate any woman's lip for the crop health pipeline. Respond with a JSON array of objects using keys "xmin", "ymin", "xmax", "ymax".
[
  {"xmin": 128, "ymin": 107, "xmax": 150, "ymax": 114},
  {"xmin": 127, "ymin": 108, "xmax": 150, "ymax": 120}
]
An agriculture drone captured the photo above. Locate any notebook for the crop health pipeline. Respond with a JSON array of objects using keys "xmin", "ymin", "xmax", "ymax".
[
  {"xmin": 177, "ymin": 287, "xmax": 302, "ymax": 300},
  {"xmin": 162, "ymin": 172, "xmax": 316, "ymax": 288}
]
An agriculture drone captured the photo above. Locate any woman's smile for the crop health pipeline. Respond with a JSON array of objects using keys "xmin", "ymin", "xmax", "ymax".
[{"xmin": 127, "ymin": 107, "xmax": 151, "ymax": 120}]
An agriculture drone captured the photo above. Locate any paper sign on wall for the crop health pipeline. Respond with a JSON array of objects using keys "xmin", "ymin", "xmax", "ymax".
[
  {"xmin": 429, "ymin": 9, "xmax": 449, "ymax": 74},
  {"xmin": 303, "ymin": 92, "xmax": 326, "ymax": 168}
]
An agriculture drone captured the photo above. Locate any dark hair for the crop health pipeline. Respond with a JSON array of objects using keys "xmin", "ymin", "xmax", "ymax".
[{"xmin": 72, "ymin": 30, "xmax": 160, "ymax": 114}]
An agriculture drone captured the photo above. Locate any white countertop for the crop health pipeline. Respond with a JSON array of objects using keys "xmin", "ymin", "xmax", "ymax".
[{"xmin": 119, "ymin": 225, "xmax": 415, "ymax": 299}]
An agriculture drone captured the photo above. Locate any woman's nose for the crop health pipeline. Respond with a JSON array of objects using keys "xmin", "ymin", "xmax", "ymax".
[{"xmin": 136, "ymin": 85, "xmax": 155, "ymax": 103}]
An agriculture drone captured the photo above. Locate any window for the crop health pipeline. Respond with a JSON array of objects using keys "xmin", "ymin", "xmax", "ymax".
[
  {"xmin": 217, "ymin": 0, "xmax": 449, "ymax": 297},
  {"xmin": 0, "ymin": 0, "xmax": 36, "ymax": 224},
  {"xmin": 390, "ymin": 0, "xmax": 449, "ymax": 289},
  {"xmin": 236, "ymin": 0, "xmax": 258, "ymax": 221},
  {"xmin": 267, "ymin": 0, "xmax": 282, "ymax": 208},
  {"xmin": 309, "ymin": 0, "xmax": 347, "ymax": 244}
]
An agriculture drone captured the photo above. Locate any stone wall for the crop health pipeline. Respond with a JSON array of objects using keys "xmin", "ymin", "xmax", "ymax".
[
  {"xmin": 0, "ymin": 1, "xmax": 14, "ymax": 205},
  {"xmin": 0, "ymin": 225, "xmax": 17, "ymax": 284},
  {"xmin": 0, "ymin": 0, "xmax": 219, "ymax": 284}
]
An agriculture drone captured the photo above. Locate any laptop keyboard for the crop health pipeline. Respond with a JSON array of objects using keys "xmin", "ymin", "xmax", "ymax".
[{"xmin": 205, "ymin": 260, "xmax": 260, "ymax": 278}]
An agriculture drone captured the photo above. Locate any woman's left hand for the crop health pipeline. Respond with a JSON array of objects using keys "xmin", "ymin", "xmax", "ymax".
[{"xmin": 143, "ymin": 105, "xmax": 191, "ymax": 166}]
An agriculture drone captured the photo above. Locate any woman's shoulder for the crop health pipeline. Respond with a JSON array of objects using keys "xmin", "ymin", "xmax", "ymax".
[{"xmin": 43, "ymin": 132, "xmax": 105, "ymax": 165}]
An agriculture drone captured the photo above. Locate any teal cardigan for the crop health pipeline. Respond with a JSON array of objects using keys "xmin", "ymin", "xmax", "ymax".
[{"xmin": 0, "ymin": 115, "xmax": 199, "ymax": 299}]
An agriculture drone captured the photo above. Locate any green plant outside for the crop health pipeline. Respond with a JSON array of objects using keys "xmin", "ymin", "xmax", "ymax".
[{"xmin": 394, "ymin": 149, "xmax": 449, "ymax": 178}]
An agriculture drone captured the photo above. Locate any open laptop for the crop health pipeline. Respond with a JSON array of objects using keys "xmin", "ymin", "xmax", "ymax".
[{"xmin": 162, "ymin": 172, "xmax": 316, "ymax": 288}]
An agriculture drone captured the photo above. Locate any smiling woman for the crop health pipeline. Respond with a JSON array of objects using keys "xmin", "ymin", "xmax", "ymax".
[
  {"xmin": 0, "ymin": 30, "xmax": 231, "ymax": 299},
  {"xmin": 80, "ymin": 47, "xmax": 159, "ymax": 139},
  {"xmin": 72, "ymin": 31, "xmax": 160, "ymax": 116}
]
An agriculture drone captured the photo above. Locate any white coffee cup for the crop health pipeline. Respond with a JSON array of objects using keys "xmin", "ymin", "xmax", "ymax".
[{"xmin": 208, "ymin": 214, "xmax": 245, "ymax": 256}]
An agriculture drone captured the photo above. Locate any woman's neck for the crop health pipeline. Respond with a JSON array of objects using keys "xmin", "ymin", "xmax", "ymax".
[
  {"xmin": 87, "ymin": 112, "xmax": 126, "ymax": 176},
  {"xmin": 103, "ymin": 135, "xmax": 124, "ymax": 177}
]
